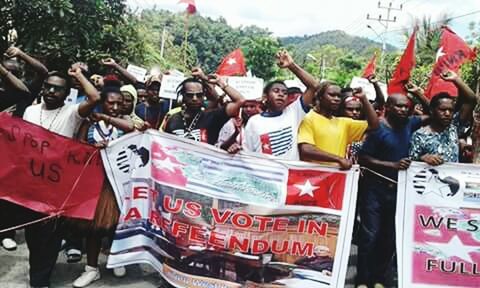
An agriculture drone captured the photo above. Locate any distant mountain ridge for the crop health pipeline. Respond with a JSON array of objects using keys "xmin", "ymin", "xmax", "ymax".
[{"xmin": 280, "ymin": 30, "xmax": 397, "ymax": 56}]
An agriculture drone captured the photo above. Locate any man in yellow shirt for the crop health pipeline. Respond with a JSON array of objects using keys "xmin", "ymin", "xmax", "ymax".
[{"xmin": 298, "ymin": 83, "xmax": 379, "ymax": 169}]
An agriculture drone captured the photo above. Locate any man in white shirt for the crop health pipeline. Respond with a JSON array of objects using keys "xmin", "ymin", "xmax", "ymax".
[
  {"xmin": 243, "ymin": 51, "xmax": 318, "ymax": 160},
  {"xmin": 21, "ymin": 67, "xmax": 99, "ymax": 288}
]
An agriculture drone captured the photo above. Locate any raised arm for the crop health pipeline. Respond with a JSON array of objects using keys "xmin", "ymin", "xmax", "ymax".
[
  {"xmin": 208, "ymin": 74, "xmax": 245, "ymax": 117},
  {"xmin": 405, "ymin": 82, "xmax": 430, "ymax": 113},
  {"xmin": 101, "ymin": 58, "xmax": 138, "ymax": 85},
  {"xmin": 353, "ymin": 88, "xmax": 379, "ymax": 130},
  {"xmin": 5, "ymin": 47, "xmax": 48, "ymax": 77},
  {"xmin": 91, "ymin": 112, "xmax": 134, "ymax": 133},
  {"xmin": 441, "ymin": 70, "xmax": 476, "ymax": 124},
  {"xmin": 192, "ymin": 67, "xmax": 220, "ymax": 102},
  {"xmin": 367, "ymin": 74, "xmax": 385, "ymax": 108},
  {"xmin": 0, "ymin": 63, "xmax": 29, "ymax": 94},
  {"xmin": 69, "ymin": 67, "xmax": 101, "ymax": 118},
  {"xmin": 276, "ymin": 50, "xmax": 319, "ymax": 106}
]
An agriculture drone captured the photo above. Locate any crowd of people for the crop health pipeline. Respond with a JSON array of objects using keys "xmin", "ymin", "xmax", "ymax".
[{"xmin": 0, "ymin": 44, "xmax": 478, "ymax": 288}]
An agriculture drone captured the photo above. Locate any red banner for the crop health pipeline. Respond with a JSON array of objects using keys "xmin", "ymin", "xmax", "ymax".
[{"xmin": 0, "ymin": 113, "xmax": 104, "ymax": 219}]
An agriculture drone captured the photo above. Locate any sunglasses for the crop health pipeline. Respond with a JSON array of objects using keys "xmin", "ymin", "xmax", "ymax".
[
  {"xmin": 43, "ymin": 83, "xmax": 66, "ymax": 93},
  {"xmin": 184, "ymin": 92, "xmax": 204, "ymax": 98}
]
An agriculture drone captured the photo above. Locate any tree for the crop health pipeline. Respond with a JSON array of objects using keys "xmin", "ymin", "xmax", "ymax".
[
  {"xmin": 0, "ymin": 0, "xmax": 147, "ymax": 72},
  {"xmin": 242, "ymin": 36, "xmax": 281, "ymax": 80}
]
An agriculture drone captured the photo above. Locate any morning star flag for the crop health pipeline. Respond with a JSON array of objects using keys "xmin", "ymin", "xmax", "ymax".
[
  {"xmin": 216, "ymin": 48, "xmax": 247, "ymax": 76},
  {"xmin": 102, "ymin": 131, "xmax": 360, "ymax": 288},
  {"xmin": 387, "ymin": 28, "xmax": 417, "ymax": 96},
  {"xmin": 424, "ymin": 26, "xmax": 477, "ymax": 99},
  {"xmin": 397, "ymin": 162, "xmax": 480, "ymax": 288},
  {"xmin": 0, "ymin": 113, "xmax": 104, "ymax": 219},
  {"xmin": 362, "ymin": 52, "xmax": 377, "ymax": 79}
]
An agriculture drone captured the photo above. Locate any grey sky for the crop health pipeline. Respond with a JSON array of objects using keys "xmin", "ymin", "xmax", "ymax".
[{"xmin": 127, "ymin": 0, "xmax": 480, "ymax": 47}]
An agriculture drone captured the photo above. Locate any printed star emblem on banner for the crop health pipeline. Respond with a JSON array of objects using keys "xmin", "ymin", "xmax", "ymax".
[
  {"xmin": 227, "ymin": 57, "xmax": 237, "ymax": 65},
  {"xmin": 153, "ymin": 154, "xmax": 179, "ymax": 173},
  {"xmin": 295, "ymin": 180, "xmax": 318, "ymax": 197},
  {"xmin": 426, "ymin": 235, "xmax": 479, "ymax": 263},
  {"xmin": 435, "ymin": 47, "xmax": 446, "ymax": 62},
  {"xmin": 262, "ymin": 143, "xmax": 271, "ymax": 151}
]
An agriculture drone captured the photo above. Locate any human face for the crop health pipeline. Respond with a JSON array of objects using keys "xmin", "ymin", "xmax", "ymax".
[
  {"xmin": 387, "ymin": 94, "xmax": 411, "ymax": 124},
  {"xmin": 147, "ymin": 82, "xmax": 160, "ymax": 103},
  {"xmin": 90, "ymin": 75, "xmax": 104, "ymax": 90},
  {"xmin": 432, "ymin": 98, "xmax": 455, "ymax": 127},
  {"xmin": 343, "ymin": 100, "xmax": 363, "ymax": 120},
  {"xmin": 183, "ymin": 82, "xmax": 204, "ymax": 111},
  {"xmin": 266, "ymin": 83, "xmax": 288, "ymax": 112},
  {"xmin": 41, "ymin": 76, "xmax": 68, "ymax": 109},
  {"xmin": 319, "ymin": 85, "xmax": 342, "ymax": 112},
  {"xmin": 121, "ymin": 92, "xmax": 134, "ymax": 115},
  {"xmin": 103, "ymin": 92, "xmax": 123, "ymax": 117},
  {"xmin": 242, "ymin": 101, "xmax": 259, "ymax": 118},
  {"xmin": 137, "ymin": 89, "xmax": 148, "ymax": 104}
]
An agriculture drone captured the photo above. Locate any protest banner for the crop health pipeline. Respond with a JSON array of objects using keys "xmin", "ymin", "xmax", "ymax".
[
  {"xmin": 397, "ymin": 162, "xmax": 480, "ymax": 288},
  {"xmin": 160, "ymin": 74, "xmax": 187, "ymax": 100},
  {"xmin": 0, "ymin": 113, "xmax": 104, "ymax": 219},
  {"xmin": 350, "ymin": 76, "xmax": 387, "ymax": 101},
  {"xmin": 226, "ymin": 77, "xmax": 264, "ymax": 100},
  {"xmin": 102, "ymin": 131, "xmax": 359, "ymax": 287},
  {"xmin": 127, "ymin": 64, "xmax": 148, "ymax": 83}
]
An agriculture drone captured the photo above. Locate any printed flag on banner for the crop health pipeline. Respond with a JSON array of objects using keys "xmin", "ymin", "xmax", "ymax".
[
  {"xmin": 424, "ymin": 26, "xmax": 477, "ymax": 99},
  {"xmin": 216, "ymin": 48, "xmax": 247, "ymax": 76},
  {"xmin": 178, "ymin": 0, "xmax": 196, "ymax": 14},
  {"xmin": 287, "ymin": 169, "xmax": 346, "ymax": 210},
  {"xmin": 0, "ymin": 113, "xmax": 104, "ymax": 219},
  {"xmin": 102, "ymin": 131, "xmax": 360, "ymax": 288},
  {"xmin": 397, "ymin": 162, "xmax": 480, "ymax": 288},
  {"xmin": 387, "ymin": 28, "xmax": 417, "ymax": 96},
  {"xmin": 362, "ymin": 52, "xmax": 377, "ymax": 78}
]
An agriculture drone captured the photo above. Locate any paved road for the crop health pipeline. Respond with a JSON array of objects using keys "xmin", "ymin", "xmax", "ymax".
[{"xmin": 0, "ymin": 231, "xmax": 359, "ymax": 288}]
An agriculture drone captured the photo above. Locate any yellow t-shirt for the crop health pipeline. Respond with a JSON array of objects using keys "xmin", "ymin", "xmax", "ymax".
[{"xmin": 298, "ymin": 111, "xmax": 368, "ymax": 158}]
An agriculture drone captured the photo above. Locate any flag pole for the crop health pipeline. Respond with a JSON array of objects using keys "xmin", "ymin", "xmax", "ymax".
[{"xmin": 183, "ymin": 12, "xmax": 190, "ymax": 69}]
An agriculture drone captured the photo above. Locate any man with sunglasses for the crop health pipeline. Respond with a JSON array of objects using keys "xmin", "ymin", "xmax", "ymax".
[
  {"xmin": 164, "ymin": 75, "xmax": 244, "ymax": 145},
  {"xmin": 17, "ymin": 67, "xmax": 100, "ymax": 288}
]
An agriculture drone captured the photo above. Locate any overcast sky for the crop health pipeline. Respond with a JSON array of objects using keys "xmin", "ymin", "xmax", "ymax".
[{"xmin": 127, "ymin": 0, "xmax": 480, "ymax": 47}]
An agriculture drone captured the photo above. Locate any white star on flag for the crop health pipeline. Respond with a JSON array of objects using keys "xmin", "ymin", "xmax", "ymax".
[
  {"xmin": 435, "ymin": 47, "xmax": 446, "ymax": 62},
  {"xmin": 426, "ymin": 235, "xmax": 479, "ymax": 263},
  {"xmin": 295, "ymin": 179, "xmax": 318, "ymax": 198},
  {"xmin": 226, "ymin": 57, "xmax": 237, "ymax": 65},
  {"xmin": 262, "ymin": 143, "xmax": 270, "ymax": 151},
  {"xmin": 152, "ymin": 154, "xmax": 180, "ymax": 173}
]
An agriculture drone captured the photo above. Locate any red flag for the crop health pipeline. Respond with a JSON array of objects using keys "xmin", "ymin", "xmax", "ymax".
[
  {"xmin": 362, "ymin": 52, "xmax": 377, "ymax": 78},
  {"xmin": 151, "ymin": 142, "xmax": 187, "ymax": 187},
  {"xmin": 178, "ymin": 0, "xmax": 196, "ymax": 14},
  {"xmin": 0, "ymin": 113, "xmax": 104, "ymax": 219},
  {"xmin": 216, "ymin": 48, "xmax": 247, "ymax": 76},
  {"xmin": 387, "ymin": 29, "xmax": 417, "ymax": 96},
  {"xmin": 424, "ymin": 26, "xmax": 477, "ymax": 99},
  {"xmin": 286, "ymin": 169, "xmax": 346, "ymax": 210}
]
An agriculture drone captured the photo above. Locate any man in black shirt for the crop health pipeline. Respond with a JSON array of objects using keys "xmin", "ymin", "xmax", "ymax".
[{"xmin": 164, "ymin": 75, "xmax": 244, "ymax": 145}]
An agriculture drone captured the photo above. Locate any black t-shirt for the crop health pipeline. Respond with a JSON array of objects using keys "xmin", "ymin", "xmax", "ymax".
[{"xmin": 164, "ymin": 107, "xmax": 230, "ymax": 145}]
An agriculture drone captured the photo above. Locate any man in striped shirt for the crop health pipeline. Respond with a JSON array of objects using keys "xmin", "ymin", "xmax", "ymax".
[{"xmin": 243, "ymin": 51, "xmax": 318, "ymax": 160}]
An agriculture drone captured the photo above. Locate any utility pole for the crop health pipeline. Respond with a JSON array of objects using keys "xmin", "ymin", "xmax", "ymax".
[
  {"xmin": 160, "ymin": 27, "xmax": 167, "ymax": 59},
  {"xmin": 367, "ymin": 1, "xmax": 402, "ymax": 80}
]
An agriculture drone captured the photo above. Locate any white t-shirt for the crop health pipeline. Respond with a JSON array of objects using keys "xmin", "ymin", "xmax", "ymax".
[
  {"xmin": 23, "ymin": 103, "xmax": 84, "ymax": 138},
  {"xmin": 243, "ymin": 97, "xmax": 309, "ymax": 160}
]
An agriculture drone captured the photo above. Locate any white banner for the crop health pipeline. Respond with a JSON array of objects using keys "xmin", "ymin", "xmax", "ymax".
[
  {"xmin": 397, "ymin": 162, "xmax": 480, "ymax": 288},
  {"xmin": 159, "ymin": 75, "xmax": 186, "ymax": 100},
  {"xmin": 350, "ymin": 77, "xmax": 387, "ymax": 101},
  {"xmin": 227, "ymin": 76, "xmax": 264, "ymax": 100},
  {"xmin": 101, "ymin": 131, "xmax": 359, "ymax": 288},
  {"xmin": 127, "ymin": 64, "xmax": 148, "ymax": 83}
]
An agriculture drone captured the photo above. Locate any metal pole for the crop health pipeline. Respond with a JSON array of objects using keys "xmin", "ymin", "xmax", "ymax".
[{"xmin": 160, "ymin": 27, "xmax": 166, "ymax": 59}]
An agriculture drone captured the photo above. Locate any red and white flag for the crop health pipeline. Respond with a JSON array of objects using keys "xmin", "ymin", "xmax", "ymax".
[
  {"xmin": 362, "ymin": 52, "xmax": 377, "ymax": 78},
  {"xmin": 424, "ymin": 26, "xmax": 477, "ymax": 99},
  {"xmin": 151, "ymin": 142, "xmax": 187, "ymax": 187},
  {"xmin": 216, "ymin": 48, "xmax": 247, "ymax": 76},
  {"xmin": 387, "ymin": 28, "xmax": 417, "ymax": 96},
  {"xmin": 178, "ymin": 0, "xmax": 196, "ymax": 14},
  {"xmin": 286, "ymin": 169, "xmax": 346, "ymax": 210}
]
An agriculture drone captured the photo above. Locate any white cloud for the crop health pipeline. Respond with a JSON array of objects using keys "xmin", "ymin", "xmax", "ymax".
[{"xmin": 128, "ymin": 0, "xmax": 480, "ymax": 47}]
